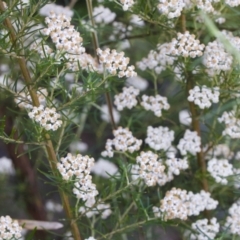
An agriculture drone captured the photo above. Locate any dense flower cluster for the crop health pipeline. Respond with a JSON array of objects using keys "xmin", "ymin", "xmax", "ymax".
[
  {"xmin": 0, "ymin": 216, "xmax": 22, "ymax": 239},
  {"xmin": 79, "ymin": 200, "xmax": 112, "ymax": 219},
  {"xmin": 57, "ymin": 153, "xmax": 95, "ymax": 181},
  {"xmin": 188, "ymin": 85, "xmax": 220, "ymax": 109},
  {"xmin": 141, "ymin": 94, "xmax": 170, "ymax": 117},
  {"xmin": 101, "ymin": 127, "xmax": 142, "ymax": 157},
  {"xmin": 158, "ymin": 0, "xmax": 186, "ymax": 18},
  {"xmin": 28, "ymin": 105, "xmax": 62, "ymax": 131},
  {"xmin": 114, "ymin": 86, "xmax": 139, "ymax": 111},
  {"xmin": 133, "ymin": 152, "xmax": 188, "ymax": 186},
  {"xmin": 190, "ymin": 218, "xmax": 220, "ymax": 240},
  {"xmin": 57, "ymin": 153, "xmax": 98, "ymax": 202},
  {"xmin": 207, "ymin": 158, "xmax": 234, "ymax": 185},
  {"xmin": 145, "ymin": 126, "xmax": 174, "ymax": 151},
  {"xmin": 218, "ymin": 111, "xmax": 240, "ymax": 138},
  {"xmin": 136, "ymin": 151, "xmax": 165, "ymax": 186},
  {"xmin": 177, "ymin": 130, "xmax": 201, "ymax": 155},
  {"xmin": 153, "ymin": 188, "xmax": 218, "ymax": 220},
  {"xmin": 96, "ymin": 48, "xmax": 137, "ymax": 78},
  {"xmin": 225, "ymin": 199, "xmax": 240, "ymax": 235},
  {"xmin": 93, "ymin": 6, "xmax": 116, "ymax": 24},
  {"xmin": 41, "ymin": 12, "xmax": 98, "ymax": 71},
  {"xmin": 169, "ymin": 31, "xmax": 205, "ymax": 58},
  {"xmin": 15, "ymin": 88, "xmax": 48, "ymax": 109},
  {"xmin": 120, "ymin": 0, "xmax": 135, "ymax": 11},
  {"xmin": 203, "ymin": 40, "xmax": 232, "ymax": 76},
  {"xmin": 137, "ymin": 43, "xmax": 176, "ymax": 74},
  {"xmin": 39, "ymin": 3, "xmax": 74, "ymax": 17}
]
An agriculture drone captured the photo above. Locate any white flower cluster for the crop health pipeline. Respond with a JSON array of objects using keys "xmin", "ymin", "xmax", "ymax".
[
  {"xmin": 39, "ymin": 3, "xmax": 74, "ymax": 17},
  {"xmin": 101, "ymin": 127, "xmax": 142, "ymax": 158},
  {"xmin": 79, "ymin": 200, "xmax": 112, "ymax": 219},
  {"xmin": 158, "ymin": 0, "xmax": 186, "ymax": 19},
  {"xmin": 93, "ymin": 6, "xmax": 116, "ymax": 24},
  {"xmin": 218, "ymin": 111, "xmax": 240, "ymax": 138},
  {"xmin": 169, "ymin": 31, "xmax": 205, "ymax": 58},
  {"xmin": 187, "ymin": 85, "xmax": 220, "ymax": 109},
  {"xmin": 109, "ymin": 21, "xmax": 132, "ymax": 41},
  {"xmin": 57, "ymin": 153, "xmax": 100, "ymax": 210},
  {"xmin": 190, "ymin": 218, "xmax": 220, "ymax": 240},
  {"xmin": 28, "ymin": 105, "xmax": 62, "ymax": 131},
  {"xmin": 141, "ymin": 94, "xmax": 170, "ymax": 117},
  {"xmin": 153, "ymin": 188, "xmax": 218, "ymax": 220},
  {"xmin": 15, "ymin": 88, "xmax": 48, "ymax": 109},
  {"xmin": 203, "ymin": 40, "xmax": 233, "ymax": 76},
  {"xmin": 134, "ymin": 151, "xmax": 188, "ymax": 186},
  {"xmin": 207, "ymin": 158, "xmax": 234, "ymax": 185},
  {"xmin": 0, "ymin": 216, "xmax": 22, "ymax": 240},
  {"xmin": 30, "ymin": 40, "xmax": 53, "ymax": 58},
  {"xmin": 41, "ymin": 12, "xmax": 98, "ymax": 71},
  {"xmin": 114, "ymin": 86, "xmax": 139, "ymax": 111},
  {"xmin": 85, "ymin": 237, "xmax": 96, "ymax": 240},
  {"xmin": 126, "ymin": 76, "xmax": 149, "ymax": 91},
  {"xmin": 225, "ymin": 0, "xmax": 240, "ymax": 7},
  {"xmin": 136, "ymin": 151, "xmax": 165, "ymax": 186},
  {"xmin": 100, "ymin": 104, "xmax": 120, "ymax": 124},
  {"xmin": 225, "ymin": 200, "xmax": 240, "ymax": 235},
  {"xmin": 120, "ymin": 0, "xmax": 135, "ymax": 11},
  {"xmin": 206, "ymin": 143, "xmax": 234, "ymax": 159},
  {"xmin": 137, "ymin": 43, "xmax": 176, "ymax": 74},
  {"xmin": 177, "ymin": 130, "xmax": 201, "ymax": 155},
  {"xmin": 0, "ymin": 156, "xmax": 15, "ymax": 175},
  {"xmin": 57, "ymin": 153, "xmax": 95, "ymax": 181},
  {"xmin": 96, "ymin": 48, "xmax": 137, "ymax": 78},
  {"xmin": 145, "ymin": 126, "xmax": 174, "ymax": 151}
]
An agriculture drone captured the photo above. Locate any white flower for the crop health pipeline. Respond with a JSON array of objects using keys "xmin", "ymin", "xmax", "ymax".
[
  {"xmin": 141, "ymin": 94, "xmax": 170, "ymax": 117},
  {"xmin": 190, "ymin": 218, "xmax": 220, "ymax": 240},
  {"xmin": 100, "ymin": 104, "xmax": 120, "ymax": 124},
  {"xmin": 218, "ymin": 111, "xmax": 240, "ymax": 138},
  {"xmin": 169, "ymin": 31, "xmax": 205, "ymax": 58},
  {"xmin": 207, "ymin": 158, "xmax": 233, "ymax": 185},
  {"xmin": 91, "ymin": 158, "xmax": 118, "ymax": 178},
  {"xmin": 69, "ymin": 141, "xmax": 88, "ymax": 153},
  {"xmin": 101, "ymin": 127, "xmax": 142, "ymax": 158},
  {"xmin": 28, "ymin": 105, "xmax": 62, "ymax": 131},
  {"xmin": 203, "ymin": 40, "xmax": 232, "ymax": 76},
  {"xmin": 225, "ymin": 199, "xmax": 240, "ymax": 235},
  {"xmin": 145, "ymin": 126, "xmax": 174, "ymax": 151},
  {"xmin": 188, "ymin": 85, "xmax": 220, "ymax": 109},
  {"xmin": 114, "ymin": 86, "xmax": 139, "ymax": 111},
  {"xmin": 0, "ymin": 156, "xmax": 15, "ymax": 175},
  {"xmin": 179, "ymin": 110, "xmax": 192, "ymax": 126},
  {"xmin": 93, "ymin": 6, "xmax": 116, "ymax": 24},
  {"xmin": 120, "ymin": 0, "xmax": 135, "ymax": 11},
  {"xmin": 96, "ymin": 48, "xmax": 137, "ymax": 78},
  {"xmin": 39, "ymin": 3, "xmax": 74, "ymax": 17},
  {"xmin": 126, "ymin": 76, "xmax": 148, "ymax": 91},
  {"xmin": 0, "ymin": 216, "xmax": 22, "ymax": 240},
  {"xmin": 177, "ymin": 130, "xmax": 201, "ymax": 155},
  {"xmin": 45, "ymin": 200, "xmax": 63, "ymax": 212}
]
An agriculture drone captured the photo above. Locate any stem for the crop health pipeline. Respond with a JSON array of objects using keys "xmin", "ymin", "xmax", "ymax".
[
  {"xmin": 86, "ymin": 0, "xmax": 116, "ymax": 130},
  {"xmin": 180, "ymin": 13, "xmax": 210, "ymax": 219},
  {"xmin": 186, "ymin": 77, "xmax": 209, "ymax": 192},
  {"xmin": 0, "ymin": 2, "xmax": 82, "ymax": 239}
]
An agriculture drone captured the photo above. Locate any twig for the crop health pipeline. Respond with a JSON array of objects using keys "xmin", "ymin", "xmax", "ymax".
[{"xmin": 0, "ymin": 2, "xmax": 82, "ymax": 239}]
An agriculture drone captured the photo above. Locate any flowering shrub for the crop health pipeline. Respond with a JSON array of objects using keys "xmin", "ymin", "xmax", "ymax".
[{"xmin": 1, "ymin": 0, "xmax": 240, "ymax": 239}]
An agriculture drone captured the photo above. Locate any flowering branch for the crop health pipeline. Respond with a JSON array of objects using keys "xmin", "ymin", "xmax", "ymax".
[
  {"xmin": 86, "ymin": 0, "xmax": 117, "ymax": 130},
  {"xmin": 0, "ymin": 2, "xmax": 82, "ymax": 239}
]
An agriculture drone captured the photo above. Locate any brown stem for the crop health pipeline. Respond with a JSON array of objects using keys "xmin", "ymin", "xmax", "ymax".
[
  {"xmin": 86, "ymin": 0, "xmax": 117, "ymax": 130},
  {"xmin": 0, "ymin": 104, "xmax": 48, "ymax": 240},
  {"xmin": 186, "ymin": 78, "xmax": 209, "ymax": 192},
  {"xmin": 0, "ymin": 2, "xmax": 82, "ymax": 239}
]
